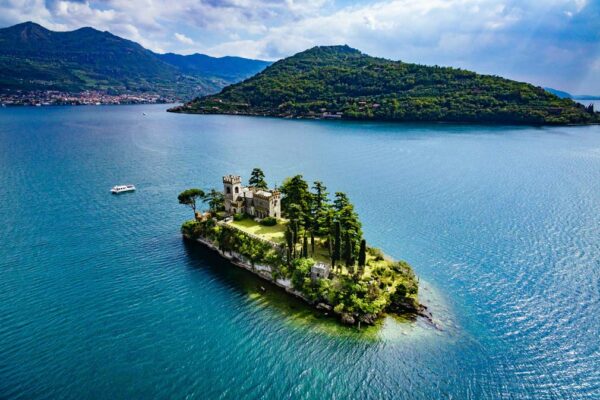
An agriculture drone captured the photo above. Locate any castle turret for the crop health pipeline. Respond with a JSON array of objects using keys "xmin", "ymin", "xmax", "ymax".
[
  {"xmin": 271, "ymin": 190, "xmax": 281, "ymax": 218},
  {"xmin": 223, "ymin": 175, "xmax": 242, "ymax": 214}
]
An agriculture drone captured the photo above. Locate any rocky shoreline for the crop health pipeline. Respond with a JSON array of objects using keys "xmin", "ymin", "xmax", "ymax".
[{"xmin": 185, "ymin": 233, "xmax": 435, "ymax": 328}]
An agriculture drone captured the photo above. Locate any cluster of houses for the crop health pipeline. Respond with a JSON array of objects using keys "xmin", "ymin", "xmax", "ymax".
[{"xmin": 0, "ymin": 90, "xmax": 170, "ymax": 106}]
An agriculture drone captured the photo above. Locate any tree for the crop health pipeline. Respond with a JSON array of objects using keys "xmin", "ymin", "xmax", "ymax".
[
  {"xmin": 218, "ymin": 226, "xmax": 235, "ymax": 254},
  {"xmin": 312, "ymin": 181, "xmax": 328, "ymax": 210},
  {"xmin": 284, "ymin": 225, "xmax": 294, "ymax": 263},
  {"xmin": 205, "ymin": 188, "xmax": 224, "ymax": 214},
  {"xmin": 333, "ymin": 192, "xmax": 350, "ymax": 212},
  {"xmin": 344, "ymin": 231, "xmax": 354, "ymax": 269},
  {"xmin": 178, "ymin": 188, "xmax": 205, "ymax": 216},
  {"xmin": 358, "ymin": 239, "xmax": 367, "ymax": 271},
  {"xmin": 320, "ymin": 207, "xmax": 336, "ymax": 242},
  {"xmin": 309, "ymin": 180, "xmax": 331, "ymax": 239},
  {"xmin": 287, "ymin": 203, "xmax": 303, "ymax": 258},
  {"xmin": 332, "ymin": 221, "xmax": 341, "ymax": 269},
  {"xmin": 302, "ymin": 235, "xmax": 308, "ymax": 258},
  {"xmin": 287, "ymin": 203, "xmax": 303, "ymax": 224},
  {"xmin": 281, "ymin": 175, "xmax": 311, "ymax": 216},
  {"xmin": 239, "ymin": 236, "xmax": 265, "ymax": 271},
  {"xmin": 249, "ymin": 168, "xmax": 268, "ymax": 189}
]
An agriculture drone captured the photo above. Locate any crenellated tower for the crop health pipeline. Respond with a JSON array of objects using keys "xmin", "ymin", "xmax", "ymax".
[{"xmin": 223, "ymin": 175, "xmax": 242, "ymax": 213}]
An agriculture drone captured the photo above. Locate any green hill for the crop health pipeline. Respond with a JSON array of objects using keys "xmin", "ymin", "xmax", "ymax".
[
  {"xmin": 172, "ymin": 45, "xmax": 598, "ymax": 125},
  {"xmin": 0, "ymin": 22, "xmax": 270, "ymax": 99},
  {"xmin": 157, "ymin": 53, "xmax": 270, "ymax": 82}
]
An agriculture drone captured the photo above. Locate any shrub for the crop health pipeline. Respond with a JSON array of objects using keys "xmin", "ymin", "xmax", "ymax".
[
  {"xmin": 233, "ymin": 213, "xmax": 245, "ymax": 221},
  {"xmin": 260, "ymin": 217, "xmax": 277, "ymax": 226},
  {"xmin": 181, "ymin": 220, "xmax": 200, "ymax": 239},
  {"xmin": 367, "ymin": 247, "xmax": 384, "ymax": 261}
]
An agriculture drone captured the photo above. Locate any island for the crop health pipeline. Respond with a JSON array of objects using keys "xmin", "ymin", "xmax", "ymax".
[
  {"xmin": 178, "ymin": 169, "xmax": 424, "ymax": 327},
  {"xmin": 169, "ymin": 45, "xmax": 599, "ymax": 125}
]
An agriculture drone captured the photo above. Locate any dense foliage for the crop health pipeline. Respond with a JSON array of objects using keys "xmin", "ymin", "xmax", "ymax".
[
  {"xmin": 0, "ymin": 22, "xmax": 269, "ymax": 98},
  {"xmin": 175, "ymin": 45, "xmax": 599, "ymax": 125}
]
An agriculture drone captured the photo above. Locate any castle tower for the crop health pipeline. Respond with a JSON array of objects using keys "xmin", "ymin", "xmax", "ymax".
[
  {"xmin": 271, "ymin": 190, "xmax": 281, "ymax": 219},
  {"xmin": 223, "ymin": 175, "xmax": 242, "ymax": 214}
]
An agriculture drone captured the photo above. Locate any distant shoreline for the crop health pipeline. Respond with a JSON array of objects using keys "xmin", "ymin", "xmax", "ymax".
[
  {"xmin": 167, "ymin": 106, "xmax": 600, "ymax": 127},
  {"xmin": 0, "ymin": 89, "xmax": 180, "ymax": 107}
]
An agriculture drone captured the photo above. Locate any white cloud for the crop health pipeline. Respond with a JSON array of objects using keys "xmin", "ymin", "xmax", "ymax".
[
  {"xmin": 174, "ymin": 32, "xmax": 194, "ymax": 45},
  {"xmin": 0, "ymin": 0, "xmax": 597, "ymax": 91}
]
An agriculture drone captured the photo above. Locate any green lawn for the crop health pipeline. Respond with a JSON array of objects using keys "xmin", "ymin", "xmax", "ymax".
[
  {"xmin": 227, "ymin": 218, "xmax": 287, "ymax": 244},
  {"xmin": 226, "ymin": 220, "xmax": 386, "ymax": 275}
]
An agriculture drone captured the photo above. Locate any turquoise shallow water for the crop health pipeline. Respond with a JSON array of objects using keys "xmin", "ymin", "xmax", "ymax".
[{"xmin": 0, "ymin": 105, "xmax": 599, "ymax": 399}]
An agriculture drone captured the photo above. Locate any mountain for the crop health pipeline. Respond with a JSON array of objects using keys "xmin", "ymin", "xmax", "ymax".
[
  {"xmin": 545, "ymin": 88, "xmax": 600, "ymax": 101},
  {"xmin": 545, "ymin": 87, "xmax": 572, "ymax": 99},
  {"xmin": 0, "ymin": 22, "xmax": 270, "ymax": 99},
  {"xmin": 157, "ymin": 53, "xmax": 270, "ymax": 82},
  {"xmin": 573, "ymin": 95, "xmax": 600, "ymax": 100},
  {"xmin": 172, "ymin": 45, "xmax": 599, "ymax": 125}
]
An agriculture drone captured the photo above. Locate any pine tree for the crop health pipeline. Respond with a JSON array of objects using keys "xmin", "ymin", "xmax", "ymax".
[
  {"xmin": 302, "ymin": 235, "xmax": 308, "ymax": 258},
  {"xmin": 249, "ymin": 168, "xmax": 268, "ymax": 189}
]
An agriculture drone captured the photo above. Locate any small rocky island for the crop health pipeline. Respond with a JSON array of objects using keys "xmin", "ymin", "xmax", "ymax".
[{"xmin": 179, "ymin": 169, "xmax": 424, "ymax": 327}]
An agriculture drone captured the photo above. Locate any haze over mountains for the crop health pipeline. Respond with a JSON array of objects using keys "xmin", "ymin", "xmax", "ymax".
[{"xmin": 0, "ymin": 22, "xmax": 271, "ymax": 100}]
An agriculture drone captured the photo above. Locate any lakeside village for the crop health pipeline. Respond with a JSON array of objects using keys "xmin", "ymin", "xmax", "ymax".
[
  {"xmin": 0, "ymin": 89, "xmax": 173, "ymax": 107},
  {"xmin": 179, "ymin": 169, "xmax": 424, "ymax": 327}
]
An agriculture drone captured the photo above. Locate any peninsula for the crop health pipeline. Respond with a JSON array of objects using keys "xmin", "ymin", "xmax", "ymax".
[
  {"xmin": 178, "ymin": 169, "xmax": 423, "ymax": 327},
  {"xmin": 169, "ymin": 45, "xmax": 599, "ymax": 125}
]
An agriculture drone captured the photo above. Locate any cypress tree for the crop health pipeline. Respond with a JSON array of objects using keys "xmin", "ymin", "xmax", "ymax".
[
  {"xmin": 344, "ymin": 231, "xmax": 353, "ymax": 268},
  {"xmin": 358, "ymin": 239, "xmax": 366, "ymax": 274},
  {"xmin": 285, "ymin": 225, "xmax": 294, "ymax": 262},
  {"xmin": 302, "ymin": 235, "xmax": 308, "ymax": 258}
]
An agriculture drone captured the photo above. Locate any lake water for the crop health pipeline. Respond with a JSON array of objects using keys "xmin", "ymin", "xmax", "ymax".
[{"xmin": 0, "ymin": 105, "xmax": 599, "ymax": 399}]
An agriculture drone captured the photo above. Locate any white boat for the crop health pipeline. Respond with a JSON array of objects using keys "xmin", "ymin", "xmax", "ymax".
[{"xmin": 111, "ymin": 184, "xmax": 136, "ymax": 194}]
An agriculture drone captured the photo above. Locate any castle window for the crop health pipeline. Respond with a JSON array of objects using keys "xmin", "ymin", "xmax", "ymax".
[
  {"xmin": 226, "ymin": 187, "xmax": 231, "ymax": 194},
  {"xmin": 235, "ymin": 187, "xmax": 239, "ymax": 194}
]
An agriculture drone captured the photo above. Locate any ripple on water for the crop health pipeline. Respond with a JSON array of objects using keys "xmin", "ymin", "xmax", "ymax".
[{"xmin": 0, "ymin": 107, "xmax": 599, "ymax": 399}]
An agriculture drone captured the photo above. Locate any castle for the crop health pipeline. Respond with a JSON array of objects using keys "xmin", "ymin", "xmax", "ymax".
[{"xmin": 223, "ymin": 175, "xmax": 281, "ymax": 219}]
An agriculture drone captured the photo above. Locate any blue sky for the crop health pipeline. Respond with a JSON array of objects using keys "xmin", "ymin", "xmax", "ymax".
[{"xmin": 1, "ymin": 0, "xmax": 598, "ymax": 93}]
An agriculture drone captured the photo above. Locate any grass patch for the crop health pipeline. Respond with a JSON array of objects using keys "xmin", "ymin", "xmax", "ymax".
[{"xmin": 227, "ymin": 218, "xmax": 287, "ymax": 244}]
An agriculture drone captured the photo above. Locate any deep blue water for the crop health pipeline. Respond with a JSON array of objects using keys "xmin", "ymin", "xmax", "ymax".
[{"xmin": 0, "ymin": 105, "xmax": 599, "ymax": 399}]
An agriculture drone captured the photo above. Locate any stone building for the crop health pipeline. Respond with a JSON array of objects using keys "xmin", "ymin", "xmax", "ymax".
[
  {"xmin": 310, "ymin": 263, "xmax": 330, "ymax": 281},
  {"xmin": 223, "ymin": 174, "xmax": 281, "ymax": 219}
]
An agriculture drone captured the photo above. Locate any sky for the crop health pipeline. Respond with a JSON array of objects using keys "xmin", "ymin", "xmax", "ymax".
[{"xmin": 0, "ymin": 0, "xmax": 598, "ymax": 93}]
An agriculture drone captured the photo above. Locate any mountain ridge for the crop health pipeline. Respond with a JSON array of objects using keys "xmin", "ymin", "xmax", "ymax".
[{"xmin": 0, "ymin": 21, "xmax": 271, "ymax": 100}]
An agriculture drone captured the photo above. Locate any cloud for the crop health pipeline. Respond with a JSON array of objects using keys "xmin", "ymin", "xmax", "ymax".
[
  {"xmin": 0, "ymin": 0, "xmax": 598, "ymax": 92},
  {"xmin": 174, "ymin": 32, "xmax": 194, "ymax": 45}
]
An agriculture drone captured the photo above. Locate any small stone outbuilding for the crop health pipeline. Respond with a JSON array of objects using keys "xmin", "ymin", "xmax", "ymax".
[{"xmin": 310, "ymin": 262, "xmax": 330, "ymax": 281}]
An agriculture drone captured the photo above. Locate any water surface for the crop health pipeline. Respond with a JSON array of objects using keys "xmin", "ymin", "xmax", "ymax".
[{"xmin": 0, "ymin": 105, "xmax": 599, "ymax": 399}]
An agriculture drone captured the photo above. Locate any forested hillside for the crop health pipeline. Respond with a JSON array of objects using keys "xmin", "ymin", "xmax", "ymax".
[{"xmin": 173, "ymin": 45, "xmax": 598, "ymax": 125}]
